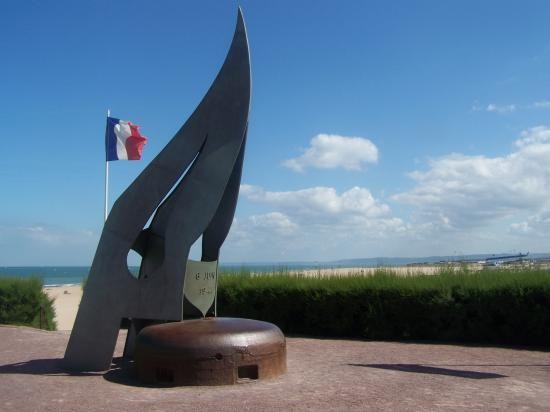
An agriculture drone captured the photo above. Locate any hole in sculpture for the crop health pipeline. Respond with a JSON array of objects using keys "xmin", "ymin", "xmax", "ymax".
[
  {"xmin": 188, "ymin": 235, "xmax": 203, "ymax": 260},
  {"xmin": 155, "ymin": 367, "xmax": 175, "ymax": 383},
  {"xmin": 127, "ymin": 250, "xmax": 142, "ymax": 279},
  {"xmin": 215, "ymin": 353, "xmax": 223, "ymax": 360},
  {"xmin": 238, "ymin": 365, "xmax": 258, "ymax": 380}
]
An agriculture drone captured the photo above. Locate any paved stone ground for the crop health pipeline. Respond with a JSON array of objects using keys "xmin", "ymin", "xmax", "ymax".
[{"xmin": 0, "ymin": 325, "xmax": 549, "ymax": 411}]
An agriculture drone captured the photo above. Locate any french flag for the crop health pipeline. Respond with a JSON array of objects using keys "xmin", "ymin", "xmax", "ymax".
[{"xmin": 105, "ymin": 117, "xmax": 148, "ymax": 161}]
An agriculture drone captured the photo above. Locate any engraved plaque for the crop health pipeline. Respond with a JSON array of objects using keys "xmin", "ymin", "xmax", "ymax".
[{"xmin": 183, "ymin": 259, "xmax": 218, "ymax": 316}]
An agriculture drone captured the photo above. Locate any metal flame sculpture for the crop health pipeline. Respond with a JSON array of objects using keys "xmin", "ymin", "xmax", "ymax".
[{"xmin": 65, "ymin": 9, "xmax": 250, "ymax": 371}]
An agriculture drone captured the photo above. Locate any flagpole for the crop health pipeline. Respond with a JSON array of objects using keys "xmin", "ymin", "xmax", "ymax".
[{"xmin": 104, "ymin": 109, "xmax": 110, "ymax": 222}]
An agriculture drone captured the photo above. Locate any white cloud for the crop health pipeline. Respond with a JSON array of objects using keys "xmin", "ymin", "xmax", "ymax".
[
  {"xmin": 393, "ymin": 126, "xmax": 550, "ymax": 231},
  {"xmin": 11, "ymin": 225, "xmax": 95, "ymax": 245},
  {"xmin": 509, "ymin": 203, "xmax": 550, "ymax": 237},
  {"xmin": 509, "ymin": 221, "xmax": 534, "ymax": 235},
  {"xmin": 473, "ymin": 101, "xmax": 550, "ymax": 113},
  {"xmin": 515, "ymin": 125, "xmax": 550, "ymax": 147},
  {"xmin": 240, "ymin": 185, "xmax": 390, "ymax": 219},
  {"xmin": 227, "ymin": 184, "xmax": 409, "ymax": 261},
  {"xmin": 0, "ymin": 224, "xmax": 97, "ymax": 265},
  {"xmin": 532, "ymin": 101, "xmax": 550, "ymax": 109},
  {"xmin": 231, "ymin": 125, "xmax": 550, "ymax": 261},
  {"xmin": 249, "ymin": 212, "xmax": 299, "ymax": 236},
  {"xmin": 486, "ymin": 103, "xmax": 516, "ymax": 114},
  {"xmin": 282, "ymin": 134, "xmax": 378, "ymax": 172},
  {"xmin": 223, "ymin": 213, "xmax": 300, "ymax": 259}
]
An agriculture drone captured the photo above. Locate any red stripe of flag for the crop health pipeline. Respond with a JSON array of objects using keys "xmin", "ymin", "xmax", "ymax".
[{"xmin": 125, "ymin": 123, "xmax": 148, "ymax": 160}]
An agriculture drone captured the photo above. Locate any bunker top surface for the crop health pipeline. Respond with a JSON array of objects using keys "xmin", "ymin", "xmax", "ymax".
[
  {"xmin": 135, "ymin": 317, "xmax": 285, "ymax": 353},
  {"xmin": 1, "ymin": 325, "xmax": 549, "ymax": 411}
]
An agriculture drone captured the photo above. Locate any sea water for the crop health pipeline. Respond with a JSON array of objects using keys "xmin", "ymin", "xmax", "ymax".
[
  {"xmin": 0, "ymin": 263, "xmax": 340, "ymax": 286},
  {"xmin": 0, "ymin": 267, "xmax": 92, "ymax": 286},
  {"xmin": 4, "ymin": 254, "xmax": 544, "ymax": 286}
]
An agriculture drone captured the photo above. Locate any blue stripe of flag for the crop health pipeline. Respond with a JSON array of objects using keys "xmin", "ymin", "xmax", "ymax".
[{"xmin": 105, "ymin": 116, "xmax": 120, "ymax": 161}]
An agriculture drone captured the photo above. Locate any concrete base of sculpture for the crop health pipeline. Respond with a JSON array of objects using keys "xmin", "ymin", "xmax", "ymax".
[{"xmin": 134, "ymin": 318, "xmax": 286, "ymax": 386}]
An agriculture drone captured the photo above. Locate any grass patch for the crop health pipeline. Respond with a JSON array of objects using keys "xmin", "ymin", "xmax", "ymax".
[{"xmin": 217, "ymin": 267, "xmax": 550, "ymax": 346}]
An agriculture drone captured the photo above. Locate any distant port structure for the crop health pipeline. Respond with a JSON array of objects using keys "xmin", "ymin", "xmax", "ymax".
[
  {"xmin": 480, "ymin": 252, "xmax": 530, "ymax": 267},
  {"xmin": 400, "ymin": 252, "xmax": 550, "ymax": 269},
  {"xmin": 435, "ymin": 252, "xmax": 550, "ymax": 268}
]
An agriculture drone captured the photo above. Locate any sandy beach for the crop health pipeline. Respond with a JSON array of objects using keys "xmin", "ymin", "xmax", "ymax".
[
  {"xmin": 288, "ymin": 264, "xmax": 481, "ymax": 277},
  {"xmin": 43, "ymin": 285, "xmax": 82, "ymax": 331}
]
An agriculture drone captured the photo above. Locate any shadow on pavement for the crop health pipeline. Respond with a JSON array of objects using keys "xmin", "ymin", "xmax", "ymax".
[
  {"xmin": 103, "ymin": 357, "xmax": 157, "ymax": 388},
  {"xmin": 0, "ymin": 356, "xmax": 162, "ymax": 387},
  {"xmin": 0, "ymin": 358, "xmax": 100, "ymax": 377},
  {"xmin": 348, "ymin": 363, "xmax": 507, "ymax": 379}
]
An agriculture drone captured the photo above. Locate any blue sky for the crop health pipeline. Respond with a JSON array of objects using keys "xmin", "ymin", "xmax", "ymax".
[{"xmin": 1, "ymin": 1, "xmax": 550, "ymax": 265}]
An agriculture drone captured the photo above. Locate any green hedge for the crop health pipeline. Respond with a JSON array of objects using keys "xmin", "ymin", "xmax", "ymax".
[
  {"xmin": 217, "ymin": 268, "xmax": 550, "ymax": 346},
  {"xmin": 0, "ymin": 277, "xmax": 56, "ymax": 330}
]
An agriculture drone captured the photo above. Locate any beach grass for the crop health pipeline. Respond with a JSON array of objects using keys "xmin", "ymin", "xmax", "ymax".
[
  {"xmin": 219, "ymin": 265, "xmax": 550, "ymax": 290},
  {"xmin": 217, "ymin": 266, "xmax": 550, "ymax": 346}
]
